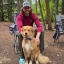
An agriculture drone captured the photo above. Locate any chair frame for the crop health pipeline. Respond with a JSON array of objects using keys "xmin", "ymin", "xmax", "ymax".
[{"xmin": 54, "ymin": 15, "xmax": 64, "ymax": 42}]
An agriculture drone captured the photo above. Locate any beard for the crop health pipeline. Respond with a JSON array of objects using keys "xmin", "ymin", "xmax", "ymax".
[
  {"xmin": 24, "ymin": 11, "xmax": 30, "ymax": 16},
  {"xmin": 22, "ymin": 9, "xmax": 32, "ymax": 17}
]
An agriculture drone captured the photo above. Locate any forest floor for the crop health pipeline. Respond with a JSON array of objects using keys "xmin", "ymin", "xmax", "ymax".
[{"xmin": 0, "ymin": 22, "xmax": 64, "ymax": 64}]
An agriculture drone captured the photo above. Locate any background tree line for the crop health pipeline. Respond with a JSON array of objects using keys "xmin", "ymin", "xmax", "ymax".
[{"xmin": 0, "ymin": 0, "xmax": 64, "ymax": 30}]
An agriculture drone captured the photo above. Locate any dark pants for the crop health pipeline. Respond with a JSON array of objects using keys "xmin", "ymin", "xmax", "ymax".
[{"xmin": 19, "ymin": 30, "xmax": 44, "ymax": 58}]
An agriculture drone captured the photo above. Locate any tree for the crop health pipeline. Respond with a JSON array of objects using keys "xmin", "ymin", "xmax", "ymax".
[
  {"xmin": 7, "ymin": 0, "xmax": 13, "ymax": 21},
  {"xmin": 17, "ymin": 0, "xmax": 20, "ymax": 12},
  {"xmin": 0, "ymin": 0, "xmax": 4, "ymax": 21},
  {"xmin": 56, "ymin": 0, "xmax": 59, "ymax": 14},
  {"xmin": 19, "ymin": 0, "xmax": 23, "ymax": 7},
  {"xmin": 36, "ymin": 0, "xmax": 37, "ymax": 14},
  {"xmin": 62, "ymin": 0, "xmax": 64, "ymax": 14},
  {"xmin": 38, "ymin": 0, "xmax": 46, "ymax": 30},
  {"xmin": 45, "ymin": 0, "xmax": 52, "ymax": 30}
]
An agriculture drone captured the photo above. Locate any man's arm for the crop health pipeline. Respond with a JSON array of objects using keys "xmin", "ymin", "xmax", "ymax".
[
  {"xmin": 32, "ymin": 13, "xmax": 43, "ymax": 33},
  {"xmin": 17, "ymin": 13, "xmax": 23, "ymax": 33},
  {"xmin": 32, "ymin": 13, "xmax": 43, "ymax": 45}
]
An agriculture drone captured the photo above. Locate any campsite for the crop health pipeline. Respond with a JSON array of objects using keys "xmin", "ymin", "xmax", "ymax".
[
  {"xmin": 0, "ymin": 22, "xmax": 64, "ymax": 64},
  {"xmin": 0, "ymin": 0, "xmax": 64, "ymax": 64}
]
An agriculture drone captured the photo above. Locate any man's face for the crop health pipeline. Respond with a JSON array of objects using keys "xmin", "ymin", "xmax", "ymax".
[{"xmin": 23, "ymin": 6, "xmax": 31, "ymax": 16}]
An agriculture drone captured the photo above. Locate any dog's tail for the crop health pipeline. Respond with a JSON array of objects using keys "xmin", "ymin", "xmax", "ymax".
[{"xmin": 38, "ymin": 53, "xmax": 51, "ymax": 64}]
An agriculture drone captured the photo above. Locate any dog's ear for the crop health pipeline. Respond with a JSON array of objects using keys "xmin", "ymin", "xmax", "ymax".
[
  {"xmin": 21, "ymin": 26, "xmax": 24, "ymax": 36},
  {"xmin": 32, "ymin": 26, "xmax": 35, "ymax": 32},
  {"xmin": 21, "ymin": 27, "xmax": 23, "ymax": 32},
  {"xmin": 30, "ymin": 26, "xmax": 35, "ymax": 36}
]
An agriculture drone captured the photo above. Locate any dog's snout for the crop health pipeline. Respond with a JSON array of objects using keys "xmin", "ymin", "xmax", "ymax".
[{"xmin": 25, "ymin": 32, "xmax": 27, "ymax": 35}]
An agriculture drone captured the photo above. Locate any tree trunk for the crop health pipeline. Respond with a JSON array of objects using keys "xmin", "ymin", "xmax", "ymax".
[
  {"xmin": 56, "ymin": 0, "xmax": 59, "ymax": 14},
  {"xmin": 19, "ymin": 0, "xmax": 23, "ymax": 12},
  {"xmin": 62, "ymin": 0, "xmax": 64, "ymax": 15},
  {"xmin": 7, "ymin": 0, "xmax": 13, "ymax": 21},
  {"xmin": 45, "ymin": 0, "xmax": 52, "ymax": 30},
  {"xmin": 36, "ymin": 0, "xmax": 37, "ymax": 14},
  {"xmin": 38, "ymin": 0, "xmax": 46, "ymax": 30},
  {"xmin": 20, "ymin": 0, "xmax": 23, "ymax": 7},
  {"xmin": 0, "ymin": 0, "xmax": 4, "ymax": 21},
  {"xmin": 17, "ymin": 0, "xmax": 20, "ymax": 12}
]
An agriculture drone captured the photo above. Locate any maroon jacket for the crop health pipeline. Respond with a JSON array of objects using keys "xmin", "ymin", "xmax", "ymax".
[{"xmin": 17, "ymin": 13, "xmax": 43, "ymax": 33}]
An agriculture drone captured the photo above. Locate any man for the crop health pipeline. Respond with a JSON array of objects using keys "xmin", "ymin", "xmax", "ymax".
[{"xmin": 17, "ymin": 1, "xmax": 44, "ymax": 64}]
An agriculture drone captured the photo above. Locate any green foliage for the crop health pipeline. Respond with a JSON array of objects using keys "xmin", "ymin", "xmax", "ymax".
[
  {"xmin": 49, "ymin": 0, "xmax": 56, "ymax": 22},
  {"xmin": 41, "ymin": 0, "xmax": 46, "ymax": 21},
  {"xmin": 2, "ymin": 0, "xmax": 62, "ymax": 22},
  {"xmin": 32, "ymin": 0, "xmax": 46, "ymax": 21},
  {"xmin": 38, "ymin": 15, "xmax": 42, "ymax": 21},
  {"xmin": 3, "ymin": 0, "xmax": 18, "ymax": 21}
]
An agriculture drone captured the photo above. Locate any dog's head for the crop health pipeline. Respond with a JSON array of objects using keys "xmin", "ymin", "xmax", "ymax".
[{"xmin": 21, "ymin": 26, "xmax": 34, "ymax": 39}]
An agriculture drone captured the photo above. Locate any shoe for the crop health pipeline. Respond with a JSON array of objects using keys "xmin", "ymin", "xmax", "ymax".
[{"xmin": 19, "ymin": 58, "xmax": 25, "ymax": 64}]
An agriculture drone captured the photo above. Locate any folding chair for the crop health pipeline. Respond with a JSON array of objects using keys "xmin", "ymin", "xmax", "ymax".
[
  {"xmin": 53, "ymin": 15, "xmax": 64, "ymax": 42},
  {"xmin": 9, "ymin": 13, "xmax": 20, "ymax": 54}
]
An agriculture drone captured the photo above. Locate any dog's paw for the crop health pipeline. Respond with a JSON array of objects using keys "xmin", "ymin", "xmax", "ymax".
[
  {"xmin": 29, "ymin": 61, "xmax": 32, "ymax": 64},
  {"xmin": 25, "ymin": 62, "xmax": 28, "ymax": 64},
  {"xmin": 36, "ymin": 60, "xmax": 39, "ymax": 64}
]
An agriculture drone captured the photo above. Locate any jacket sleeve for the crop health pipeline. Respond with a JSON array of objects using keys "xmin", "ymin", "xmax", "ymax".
[
  {"xmin": 17, "ymin": 14, "xmax": 23, "ymax": 33},
  {"xmin": 32, "ymin": 13, "xmax": 43, "ymax": 32}
]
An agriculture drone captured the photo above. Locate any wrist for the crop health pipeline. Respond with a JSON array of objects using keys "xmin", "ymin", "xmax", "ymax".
[{"xmin": 36, "ymin": 32, "xmax": 41, "ymax": 38}]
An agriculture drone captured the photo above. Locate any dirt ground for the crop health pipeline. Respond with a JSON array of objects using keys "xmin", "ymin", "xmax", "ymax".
[{"xmin": 0, "ymin": 22, "xmax": 64, "ymax": 64}]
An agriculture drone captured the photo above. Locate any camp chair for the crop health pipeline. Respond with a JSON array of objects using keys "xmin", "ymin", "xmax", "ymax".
[
  {"xmin": 9, "ymin": 13, "xmax": 20, "ymax": 54},
  {"xmin": 53, "ymin": 15, "xmax": 64, "ymax": 42}
]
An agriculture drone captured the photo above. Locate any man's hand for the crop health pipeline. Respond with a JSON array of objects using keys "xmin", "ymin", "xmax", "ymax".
[
  {"xmin": 36, "ymin": 32, "xmax": 41, "ymax": 46},
  {"xmin": 36, "ymin": 36, "xmax": 40, "ymax": 46}
]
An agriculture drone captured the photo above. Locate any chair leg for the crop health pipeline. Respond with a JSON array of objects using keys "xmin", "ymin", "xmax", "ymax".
[
  {"xmin": 14, "ymin": 34, "xmax": 20, "ymax": 54},
  {"xmin": 58, "ymin": 37, "xmax": 59, "ymax": 43},
  {"xmin": 54, "ymin": 39, "xmax": 56, "ymax": 43}
]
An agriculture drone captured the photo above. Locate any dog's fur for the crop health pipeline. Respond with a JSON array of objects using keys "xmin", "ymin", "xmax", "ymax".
[{"xmin": 21, "ymin": 26, "xmax": 51, "ymax": 64}]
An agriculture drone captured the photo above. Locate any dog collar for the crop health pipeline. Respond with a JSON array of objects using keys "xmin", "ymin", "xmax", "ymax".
[
  {"xmin": 24, "ymin": 38, "xmax": 32, "ymax": 42},
  {"xmin": 27, "ymin": 38, "xmax": 32, "ymax": 40}
]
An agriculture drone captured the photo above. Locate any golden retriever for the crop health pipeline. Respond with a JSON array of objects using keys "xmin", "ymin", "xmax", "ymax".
[{"xmin": 21, "ymin": 26, "xmax": 51, "ymax": 64}]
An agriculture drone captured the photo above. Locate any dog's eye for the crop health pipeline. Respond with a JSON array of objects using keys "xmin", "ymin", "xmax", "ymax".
[
  {"xmin": 22, "ymin": 29, "xmax": 23, "ymax": 32},
  {"xmin": 22, "ymin": 30, "xmax": 23, "ymax": 32},
  {"xmin": 23, "ymin": 29, "xmax": 26, "ymax": 31},
  {"xmin": 28, "ymin": 30, "xmax": 31, "ymax": 31},
  {"xmin": 22, "ymin": 29, "xmax": 25, "ymax": 32},
  {"xmin": 31, "ymin": 31, "xmax": 33, "ymax": 33}
]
